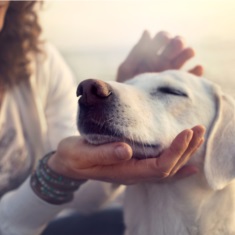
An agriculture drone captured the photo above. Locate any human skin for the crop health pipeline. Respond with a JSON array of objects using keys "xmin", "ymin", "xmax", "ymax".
[
  {"xmin": 48, "ymin": 126, "xmax": 205, "ymax": 184},
  {"xmin": 48, "ymin": 32, "xmax": 205, "ymax": 184},
  {"xmin": 0, "ymin": 2, "xmax": 205, "ymax": 185},
  {"xmin": 116, "ymin": 30, "xmax": 203, "ymax": 83}
]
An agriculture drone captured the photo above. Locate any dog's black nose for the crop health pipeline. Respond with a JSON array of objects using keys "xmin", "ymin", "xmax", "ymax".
[{"xmin": 77, "ymin": 79, "xmax": 112, "ymax": 105}]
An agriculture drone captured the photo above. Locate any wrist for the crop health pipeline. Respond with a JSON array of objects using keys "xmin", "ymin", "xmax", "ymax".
[
  {"xmin": 48, "ymin": 151, "xmax": 87, "ymax": 180},
  {"xmin": 31, "ymin": 151, "xmax": 86, "ymax": 205},
  {"xmin": 47, "ymin": 152, "xmax": 70, "ymax": 177}
]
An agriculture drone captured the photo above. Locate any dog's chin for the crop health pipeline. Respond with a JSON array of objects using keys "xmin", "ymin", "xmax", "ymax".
[{"xmin": 83, "ymin": 134, "xmax": 163, "ymax": 159}]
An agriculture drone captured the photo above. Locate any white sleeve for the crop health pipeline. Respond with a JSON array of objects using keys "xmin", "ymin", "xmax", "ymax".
[
  {"xmin": 0, "ymin": 178, "xmax": 68, "ymax": 235},
  {"xmin": 0, "ymin": 44, "xmax": 120, "ymax": 235}
]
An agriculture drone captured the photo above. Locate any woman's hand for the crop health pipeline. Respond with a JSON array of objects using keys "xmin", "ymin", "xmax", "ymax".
[
  {"xmin": 48, "ymin": 32, "xmax": 205, "ymax": 185},
  {"xmin": 48, "ymin": 125, "xmax": 205, "ymax": 185},
  {"xmin": 117, "ymin": 31, "xmax": 203, "ymax": 83},
  {"xmin": 47, "ymin": 31, "xmax": 205, "ymax": 186}
]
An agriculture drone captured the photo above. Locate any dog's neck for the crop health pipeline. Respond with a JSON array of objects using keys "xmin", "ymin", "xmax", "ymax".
[{"xmin": 123, "ymin": 165, "xmax": 235, "ymax": 235}]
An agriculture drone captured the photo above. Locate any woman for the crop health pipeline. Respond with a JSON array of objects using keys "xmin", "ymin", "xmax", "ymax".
[{"xmin": 0, "ymin": 1, "xmax": 205, "ymax": 235}]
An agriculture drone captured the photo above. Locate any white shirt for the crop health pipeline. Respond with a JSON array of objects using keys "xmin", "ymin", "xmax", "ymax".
[
  {"xmin": 0, "ymin": 43, "xmax": 77, "ymax": 197},
  {"xmin": 0, "ymin": 42, "xmax": 79, "ymax": 234},
  {"xmin": 0, "ymin": 43, "xmax": 122, "ymax": 235}
]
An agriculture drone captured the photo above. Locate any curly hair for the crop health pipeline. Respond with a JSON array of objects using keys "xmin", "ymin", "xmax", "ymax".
[{"xmin": 0, "ymin": 1, "xmax": 43, "ymax": 89}]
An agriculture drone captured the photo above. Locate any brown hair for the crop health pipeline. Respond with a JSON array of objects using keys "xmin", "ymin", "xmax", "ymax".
[{"xmin": 0, "ymin": 1, "xmax": 43, "ymax": 89}]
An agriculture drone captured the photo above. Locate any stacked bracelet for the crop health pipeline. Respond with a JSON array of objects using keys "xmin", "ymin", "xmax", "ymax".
[{"xmin": 31, "ymin": 151, "xmax": 86, "ymax": 205}]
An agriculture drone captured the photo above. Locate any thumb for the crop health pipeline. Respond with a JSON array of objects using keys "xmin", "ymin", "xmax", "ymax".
[{"xmin": 78, "ymin": 141, "xmax": 133, "ymax": 168}]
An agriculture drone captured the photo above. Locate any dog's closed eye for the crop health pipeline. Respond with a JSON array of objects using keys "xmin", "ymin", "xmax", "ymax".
[{"xmin": 151, "ymin": 87, "xmax": 188, "ymax": 97}]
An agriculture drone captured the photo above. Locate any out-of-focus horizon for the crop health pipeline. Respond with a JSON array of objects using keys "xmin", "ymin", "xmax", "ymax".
[{"xmin": 40, "ymin": 0, "xmax": 235, "ymax": 96}]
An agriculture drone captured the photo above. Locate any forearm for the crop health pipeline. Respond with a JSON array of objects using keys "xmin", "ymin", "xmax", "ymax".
[
  {"xmin": 0, "ymin": 178, "xmax": 120, "ymax": 235},
  {"xmin": 34, "ymin": 152, "xmax": 125, "ymax": 214}
]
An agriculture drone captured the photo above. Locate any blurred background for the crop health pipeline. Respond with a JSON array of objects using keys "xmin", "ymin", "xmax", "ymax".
[{"xmin": 40, "ymin": 0, "xmax": 235, "ymax": 96}]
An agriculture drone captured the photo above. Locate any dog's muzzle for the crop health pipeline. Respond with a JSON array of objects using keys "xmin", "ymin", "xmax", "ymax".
[
  {"xmin": 76, "ymin": 79, "xmax": 162, "ymax": 159},
  {"xmin": 76, "ymin": 79, "xmax": 121, "ymax": 137}
]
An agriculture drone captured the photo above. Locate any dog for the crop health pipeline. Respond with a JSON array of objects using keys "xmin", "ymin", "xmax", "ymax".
[{"xmin": 76, "ymin": 70, "xmax": 235, "ymax": 235}]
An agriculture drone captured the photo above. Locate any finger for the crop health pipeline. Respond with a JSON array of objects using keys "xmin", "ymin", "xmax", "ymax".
[
  {"xmin": 116, "ymin": 31, "xmax": 151, "ymax": 82},
  {"xmin": 188, "ymin": 65, "xmax": 204, "ymax": 76},
  {"xmin": 129, "ymin": 31, "xmax": 171, "ymax": 74},
  {"xmin": 161, "ymin": 36, "xmax": 186, "ymax": 60},
  {"xmin": 171, "ymin": 47, "xmax": 195, "ymax": 69},
  {"xmin": 190, "ymin": 138, "xmax": 204, "ymax": 156},
  {"xmin": 84, "ymin": 131, "xmax": 196, "ymax": 184},
  {"xmin": 87, "ymin": 134, "xmax": 198, "ymax": 184},
  {"xmin": 77, "ymin": 140, "xmax": 133, "ymax": 168},
  {"xmin": 84, "ymin": 155, "xmax": 173, "ymax": 185},
  {"xmin": 169, "ymin": 125, "xmax": 205, "ymax": 175},
  {"xmin": 152, "ymin": 31, "xmax": 171, "ymax": 53},
  {"xmin": 154, "ymin": 129, "xmax": 194, "ymax": 177},
  {"xmin": 125, "ymin": 30, "xmax": 151, "ymax": 65},
  {"xmin": 144, "ymin": 31, "xmax": 172, "ymax": 72}
]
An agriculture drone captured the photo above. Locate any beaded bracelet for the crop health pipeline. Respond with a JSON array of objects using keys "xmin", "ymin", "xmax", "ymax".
[{"xmin": 31, "ymin": 151, "xmax": 87, "ymax": 205}]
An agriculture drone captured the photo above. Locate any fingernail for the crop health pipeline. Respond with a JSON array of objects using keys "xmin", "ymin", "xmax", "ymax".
[{"xmin": 115, "ymin": 145, "xmax": 132, "ymax": 160}]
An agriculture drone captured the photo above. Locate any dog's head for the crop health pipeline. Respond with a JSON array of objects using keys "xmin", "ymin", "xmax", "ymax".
[{"xmin": 77, "ymin": 70, "xmax": 235, "ymax": 189}]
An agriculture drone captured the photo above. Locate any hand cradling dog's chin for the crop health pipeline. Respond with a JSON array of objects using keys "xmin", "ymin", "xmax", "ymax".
[{"xmin": 82, "ymin": 134, "xmax": 163, "ymax": 160}]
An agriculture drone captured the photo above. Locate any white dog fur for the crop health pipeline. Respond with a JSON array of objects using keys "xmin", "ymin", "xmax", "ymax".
[{"xmin": 77, "ymin": 70, "xmax": 235, "ymax": 235}]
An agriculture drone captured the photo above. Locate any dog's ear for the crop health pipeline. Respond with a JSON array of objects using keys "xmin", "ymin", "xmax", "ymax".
[{"xmin": 204, "ymin": 87, "xmax": 235, "ymax": 190}]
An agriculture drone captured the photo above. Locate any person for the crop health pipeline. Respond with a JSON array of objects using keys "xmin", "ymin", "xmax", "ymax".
[{"xmin": 0, "ymin": 1, "xmax": 205, "ymax": 235}]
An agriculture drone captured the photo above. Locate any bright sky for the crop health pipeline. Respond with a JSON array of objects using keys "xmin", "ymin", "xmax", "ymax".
[{"xmin": 40, "ymin": 0, "xmax": 235, "ymax": 51}]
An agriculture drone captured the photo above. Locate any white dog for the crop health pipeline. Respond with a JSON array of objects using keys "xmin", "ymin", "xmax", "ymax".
[{"xmin": 77, "ymin": 70, "xmax": 235, "ymax": 235}]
